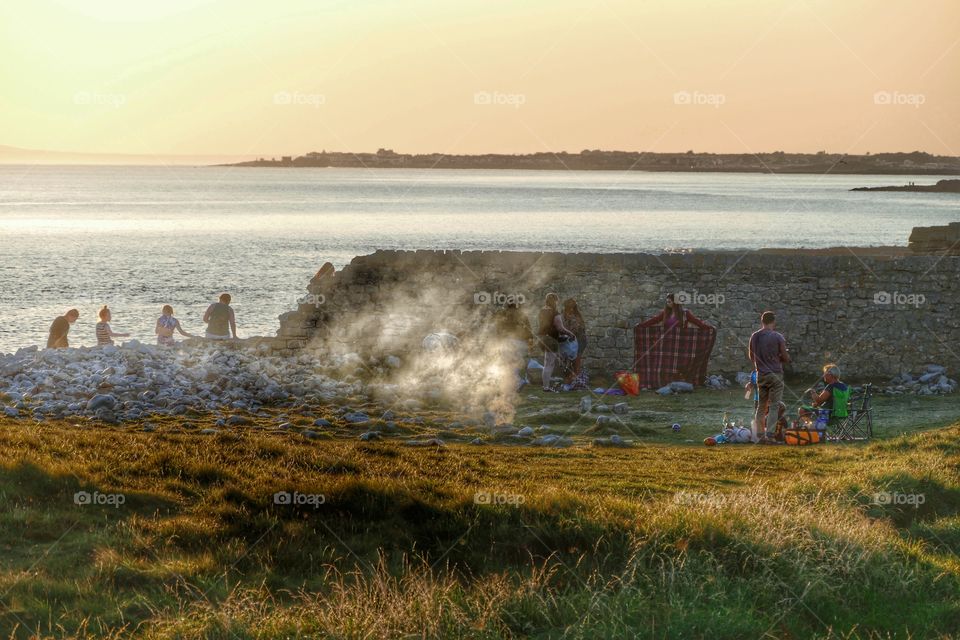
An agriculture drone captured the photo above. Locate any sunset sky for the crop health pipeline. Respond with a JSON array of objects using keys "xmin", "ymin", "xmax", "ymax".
[{"xmin": 1, "ymin": 0, "xmax": 958, "ymax": 159}]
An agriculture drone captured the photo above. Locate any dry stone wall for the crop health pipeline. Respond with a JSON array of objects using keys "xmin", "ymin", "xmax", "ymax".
[{"xmin": 273, "ymin": 250, "xmax": 960, "ymax": 380}]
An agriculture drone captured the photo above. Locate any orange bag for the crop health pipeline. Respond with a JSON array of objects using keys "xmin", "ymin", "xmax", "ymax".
[
  {"xmin": 784, "ymin": 429, "xmax": 824, "ymax": 446},
  {"xmin": 615, "ymin": 371, "xmax": 640, "ymax": 396}
]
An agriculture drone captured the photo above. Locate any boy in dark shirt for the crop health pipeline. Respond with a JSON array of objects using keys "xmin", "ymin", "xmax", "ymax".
[{"xmin": 47, "ymin": 309, "xmax": 80, "ymax": 349}]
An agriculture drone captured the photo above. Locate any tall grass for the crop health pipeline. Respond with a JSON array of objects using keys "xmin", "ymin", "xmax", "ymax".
[{"xmin": 0, "ymin": 420, "xmax": 956, "ymax": 639}]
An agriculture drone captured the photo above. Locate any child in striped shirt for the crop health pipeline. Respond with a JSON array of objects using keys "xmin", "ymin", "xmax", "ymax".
[{"xmin": 96, "ymin": 306, "xmax": 130, "ymax": 346}]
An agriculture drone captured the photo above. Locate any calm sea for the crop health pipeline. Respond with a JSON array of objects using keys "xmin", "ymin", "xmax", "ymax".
[{"xmin": 1, "ymin": 165, "xmax": 957, "ymax": 353}]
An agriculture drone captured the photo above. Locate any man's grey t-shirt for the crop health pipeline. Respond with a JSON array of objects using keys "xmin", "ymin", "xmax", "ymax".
[{"xmin": 750, "ymin": 328, "xmax": 786, "ymax": 375}]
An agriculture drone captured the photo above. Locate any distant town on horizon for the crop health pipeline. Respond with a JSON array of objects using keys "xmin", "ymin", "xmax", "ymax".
[{"xmin": 226, "ymin": 149, "xmax": 960, "ymax": 175}]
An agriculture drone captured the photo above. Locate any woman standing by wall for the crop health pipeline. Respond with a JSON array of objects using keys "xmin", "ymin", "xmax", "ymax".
[
  {"xmin": 537, "ymin": 292, "xmax": 575, "ymax": 392},
  {"xmin": 561, "ymin": 298, "xmax": 589, "ymax": 390},
  {"xmin": 634, "ymin": 293, "xmax": 716, "ymax": 389}
]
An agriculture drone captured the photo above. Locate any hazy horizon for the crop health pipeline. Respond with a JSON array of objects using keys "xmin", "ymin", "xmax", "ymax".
[{"xmin": 2, "ymin": 0, "xmax": 958, "ymax": 161}]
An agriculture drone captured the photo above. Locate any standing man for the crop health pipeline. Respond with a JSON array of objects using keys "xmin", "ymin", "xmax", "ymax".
[
  {"xmin": 203, "ymin": 293, "xmax": 237, "ymax": 340},
  {"xmin": 748, "ymin": 310, "xmax": 790, "ymax": 442},
  {"xmin": 47, "ymin": 309, "xmax": 80, "ymax": 349}
]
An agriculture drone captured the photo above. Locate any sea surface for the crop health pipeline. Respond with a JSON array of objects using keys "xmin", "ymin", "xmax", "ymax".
[{"xmin": 1, "ymin": 165, "xmax": 957, "ymax": 353}]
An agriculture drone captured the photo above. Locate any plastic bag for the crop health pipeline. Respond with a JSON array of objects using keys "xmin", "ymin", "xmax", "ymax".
[{"xmin": 615, "ymin": 371, "xmax": 640, "ymax": 396}]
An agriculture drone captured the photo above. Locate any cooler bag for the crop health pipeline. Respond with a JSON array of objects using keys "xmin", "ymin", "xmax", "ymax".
[{"xmin": 784, "ymin": 428, "xmax": 825, "ymax": 446}]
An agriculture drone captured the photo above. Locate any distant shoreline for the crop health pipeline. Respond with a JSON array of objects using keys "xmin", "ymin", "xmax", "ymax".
[
  {"xmin": 851, "ymin": 179, "xmax": 960, "ymax": 193},
  {"xmin": 218, "ymin": 149, "xmax": 960, "ymax": 175}
]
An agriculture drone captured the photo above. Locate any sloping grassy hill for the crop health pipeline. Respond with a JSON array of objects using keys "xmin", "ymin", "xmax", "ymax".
[{"xmin": 0, "ymin": 406, "xmax": 957, "ymax": 639}]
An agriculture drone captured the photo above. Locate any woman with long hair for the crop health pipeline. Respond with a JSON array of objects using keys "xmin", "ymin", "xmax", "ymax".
[
  {"xmin": 638, "ymin": 293, "xmax": 711, "ymax": 332},
  {"xmin": 537, "ymin": 292, "xmax": 575, "ymax": 392},
  {"xmin": 561, "ymin": 297, "xmax": 588, "ymax": 389}
]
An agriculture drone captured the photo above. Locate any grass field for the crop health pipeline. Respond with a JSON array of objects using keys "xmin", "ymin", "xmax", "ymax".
[{"xmin": 0, "ymin": 388, "xmax": 958, "ymax": 639}]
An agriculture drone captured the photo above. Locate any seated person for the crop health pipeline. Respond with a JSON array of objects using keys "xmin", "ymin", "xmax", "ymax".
[{"xmin": 799, "ymin": 364, "xmax": 850, "ymax": 425}]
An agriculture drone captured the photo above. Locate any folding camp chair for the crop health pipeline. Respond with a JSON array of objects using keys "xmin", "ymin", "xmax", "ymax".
[{"xmin": 827, "ymin": 383, "xmax": 874, "ymax": 441}]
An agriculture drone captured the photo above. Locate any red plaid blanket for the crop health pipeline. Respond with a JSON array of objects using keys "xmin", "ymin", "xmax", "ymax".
[{"xmin": 633, "ymin": 319, "xmax": 716, "ymax": 389}]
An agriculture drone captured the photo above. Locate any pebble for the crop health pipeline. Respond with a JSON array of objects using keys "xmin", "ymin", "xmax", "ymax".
[
  {"xmin": 612, "ymin": 402, "xmax": 628, "ymax": 414},
  {"xmin": 199, "ymin": 428, "xmax": 218, "ymax": 435},
  {"xmin": 343, "ymin": 412, "xmax": 370, "ymax": 424},
  {"xmin": 405, "ymin": 438, "xmax": 444, "ymax": 447},
  {"xmin": 226, "ymin": 415, "xmax": 253, "ymax": 426},
  {"xmin": 704, "ymin": 374, "xmax": 731, "ymax": 390},
  {"xmin": 532, "ymin": 435, "xmax": 573, "ymax": 447},
  {"xmin": 87, "ymin": 394, "xmax": 117, "ymax": 412},
  {"xmin": 517, "ymin": 426, "xmax": 535, "ymax": 437},
  {"xmin": 492, "ymin": 424, "xmax": 518, "ymax": 435},
  {"xmin": 359, "ymin": 431, "xmax": 381, "ymax": 441},
  {"xmin": 313, "ymin": 418, "xmax": 333, "ymax": 428},
  {"xmin": 96, "ymin": 407, "xmax": 118, "ymax": 424},
  {"xmin": 593, "ymin": 434, "xmax": 631, "ymax": 447}
]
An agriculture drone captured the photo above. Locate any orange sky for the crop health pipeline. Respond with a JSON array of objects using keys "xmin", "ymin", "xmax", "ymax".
[{"xmin": 1, "ymin": 0, "xmax": 958, "ymax": 158}]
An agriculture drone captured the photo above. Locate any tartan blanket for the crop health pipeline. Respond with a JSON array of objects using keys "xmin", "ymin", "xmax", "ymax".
[{"xmin": 633, "ymin": 322, "xmax": 716, "ymax": 389}]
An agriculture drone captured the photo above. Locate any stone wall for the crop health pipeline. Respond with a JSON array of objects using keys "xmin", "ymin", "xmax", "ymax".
[
  {"xmin": 273, "ymin": 250, "xmax": 960, "ymax": 380},
  {"xmin": 910, "ymin": 222, "xmax": 960, "ymax": 255}
]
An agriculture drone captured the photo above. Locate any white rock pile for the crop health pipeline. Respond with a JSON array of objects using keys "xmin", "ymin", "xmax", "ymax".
[
  {"xmin": 884, "ymin": 365, "xmax": 957, "ymax": 396},
  {"xmin": 0, "ymin": 341, "xmax": 362, "ymax": 423}
]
